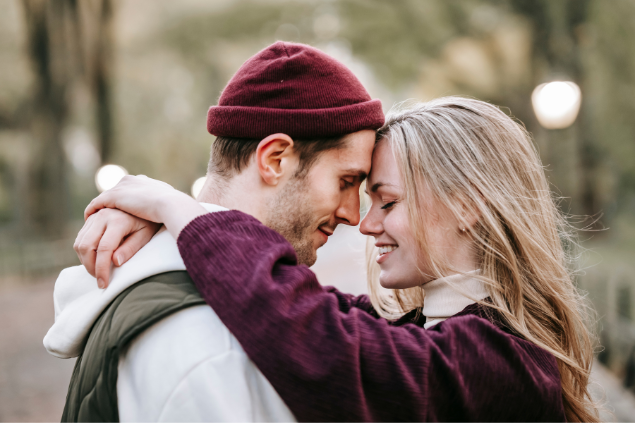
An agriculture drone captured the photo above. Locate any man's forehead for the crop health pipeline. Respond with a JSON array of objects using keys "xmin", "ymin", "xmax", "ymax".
[
  {"xmin": 333, "ymin": 148, "xmax": 371, "ymax": 179},
  {"xmin": 339, "ymin": 130, "xmax": 375, "ymax": 168}
]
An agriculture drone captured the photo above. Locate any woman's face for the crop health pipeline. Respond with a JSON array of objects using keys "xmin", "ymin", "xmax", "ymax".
[{"xmin": 360, "ymin": 139, "xmax": 467, "ymax": 289}]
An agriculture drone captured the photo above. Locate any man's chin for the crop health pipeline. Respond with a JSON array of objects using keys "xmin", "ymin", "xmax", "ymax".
[
  {"xmin": 291, "ymin": 240, "xmax": 318, "ymax": 267},
  {"xmin": 297, "ymin": 250, "xmax": 318, "ymax": 267}
]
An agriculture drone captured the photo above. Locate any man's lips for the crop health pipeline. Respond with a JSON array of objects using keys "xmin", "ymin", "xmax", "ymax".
[
  {"xmin": 317, "ymin": 227, "xmax": 333, "ymax": 244},
  {"xmin": 319, "ymin": 228, "xmax": 334, "ymax": 236}
]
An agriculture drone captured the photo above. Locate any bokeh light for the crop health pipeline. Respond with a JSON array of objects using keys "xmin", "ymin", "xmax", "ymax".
[
  {"xmin": 95, "ymin": 164, "xmax": 128, "ymax": 193},
  {"xmin": 531, "ymin": 81, "xmax": 582, "ymax": 129},
  {"xmin": 191, "ymin": 176, "xmax": 206, "ymax": 199}
]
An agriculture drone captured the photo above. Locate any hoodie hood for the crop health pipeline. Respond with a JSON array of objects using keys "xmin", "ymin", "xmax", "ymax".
[{"xmin": 44, "ymin": 203, "xmax": 227, "ymax": 359}]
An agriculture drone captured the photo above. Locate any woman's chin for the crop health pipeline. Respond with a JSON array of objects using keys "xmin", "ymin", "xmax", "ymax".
[{"xmin": 379, "ymin": 273, "xmax": 416, "ymax": 290}]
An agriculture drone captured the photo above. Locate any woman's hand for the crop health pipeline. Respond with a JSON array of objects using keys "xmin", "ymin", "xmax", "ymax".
[
  {"xmin": 74, "ymin": 209, "xmax": 162, "ymax": 288},
  {"xmin": 84, "ymin": 175, "xmax": 208, "ymax": 240},
  {"xmin": 86, "ymin": 175, "xmax": 182, "ymax": 223}
]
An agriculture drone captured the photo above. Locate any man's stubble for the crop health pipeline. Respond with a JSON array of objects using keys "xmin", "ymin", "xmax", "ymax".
[{"xmin": 265, "ymin": 176, "xmax": 320, "ymax": 266}]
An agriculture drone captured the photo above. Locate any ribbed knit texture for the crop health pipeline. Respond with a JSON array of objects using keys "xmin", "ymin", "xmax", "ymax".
[
  {"xmin": 207, "ymin": 41, "xmax": 384, "ymax": 139},
  {"xmin": 177, "ymin": 210, "xmax": 566, "ymax": 422},
  {"xmin": 422, "ymin": 271, "xmax": 489, "ymax": 329}
]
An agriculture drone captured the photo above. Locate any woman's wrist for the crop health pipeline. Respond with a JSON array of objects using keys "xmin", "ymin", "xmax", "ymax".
[{"xmin": 157, "ymin": 192, "xmax": 208, "ymax": 239}]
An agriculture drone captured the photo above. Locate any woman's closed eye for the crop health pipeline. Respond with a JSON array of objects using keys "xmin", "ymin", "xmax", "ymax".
[{"xmin": 381, "ymin": 201, "xmax": 397, "ymax": 210}]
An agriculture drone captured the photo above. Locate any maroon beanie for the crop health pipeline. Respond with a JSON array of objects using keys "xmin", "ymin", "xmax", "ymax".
[{"xmin": 207, "ymin": 41, "xmax": 384, "ymax": 139}]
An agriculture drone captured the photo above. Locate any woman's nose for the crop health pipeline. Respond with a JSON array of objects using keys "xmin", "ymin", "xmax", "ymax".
[{"xmin": 360, "ymin": 207, "xmax": 382, "ymax": 236}]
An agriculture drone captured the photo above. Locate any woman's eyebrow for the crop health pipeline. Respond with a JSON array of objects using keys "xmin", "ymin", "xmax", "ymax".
[{"xmin": 366, "ymin": 182, "xmax": 398, "ymax": 195}]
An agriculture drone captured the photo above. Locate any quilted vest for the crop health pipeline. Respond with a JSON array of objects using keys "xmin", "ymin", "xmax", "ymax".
[{"xmin": 61, "ymin": 271, "xmax": 205, "ymax": 422}]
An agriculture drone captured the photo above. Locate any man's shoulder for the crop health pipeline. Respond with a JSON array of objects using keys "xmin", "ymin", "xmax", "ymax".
[
  {"xmin": 123, "ymin": 300, "xmax": 238, "ymax": 364},
  {"xmin": 117, "ymin": 302, "xmax": 296, "ymax": 422},
  {"xmin": 116, "ymin": 303, "xmax": 244, "ymax": 421}
]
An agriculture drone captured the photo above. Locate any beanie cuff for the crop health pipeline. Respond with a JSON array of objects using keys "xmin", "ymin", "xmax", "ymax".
[{"xmin": 207, "ymin": 99, "xmax": 384, "ymax": 139}]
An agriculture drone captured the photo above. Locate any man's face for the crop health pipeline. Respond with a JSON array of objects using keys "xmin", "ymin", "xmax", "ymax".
[{"xmin": 265, "ymin": 130, "xmax": 375, "ymax": 266}]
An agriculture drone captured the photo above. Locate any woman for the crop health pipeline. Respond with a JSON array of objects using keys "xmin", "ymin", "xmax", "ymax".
[{"xmin": 83, "ymin": 97, "xmax": 599, "ymax": 421}]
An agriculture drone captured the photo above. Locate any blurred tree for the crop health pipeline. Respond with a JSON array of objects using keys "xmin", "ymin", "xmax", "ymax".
[
  {"xmin": 14, "ymin": 0, "xmax": 627, "ymax": 236},
  {"xmin": 509, "ymin": 0, "xmax": 600, "ymax": 225},
  {"xmin": 20, "ymin": 0, "xmax": 113, "ymax": 238},
  {"xmin": 338, "ymin": 0, "xmax": 633, "ymax": 226},
  {"xmin": 93, "ymin": 0, "xmax": 114, "ymax": 163},
  {"xmin": 22, "ymin": 0, "xmax": 75, "ymax": 238}
]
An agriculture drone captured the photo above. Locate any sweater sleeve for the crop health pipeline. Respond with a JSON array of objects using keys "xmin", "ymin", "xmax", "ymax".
[{"xmin": 177, "ymin": 211, "xmax": 565, "ymax": 422}]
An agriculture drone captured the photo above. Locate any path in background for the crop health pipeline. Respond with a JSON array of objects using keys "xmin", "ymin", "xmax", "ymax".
[
  {"xmin": 0, "ymin": 277, "xmax": 75, "ymax": 421},
  {"xmin": 1, "ymin": 224, "xmax": 634, "ymax": 421}
]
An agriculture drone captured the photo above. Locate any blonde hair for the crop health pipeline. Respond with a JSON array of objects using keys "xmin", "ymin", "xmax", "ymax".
[{"xmin": 367, "ymin": 97, "xmax": 600, "ymax": 422}]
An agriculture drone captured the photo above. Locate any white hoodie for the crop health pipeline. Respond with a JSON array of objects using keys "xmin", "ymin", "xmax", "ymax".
[{"xmin": 44, "ymin": 203, "xmax": 295, "ymax": 422}]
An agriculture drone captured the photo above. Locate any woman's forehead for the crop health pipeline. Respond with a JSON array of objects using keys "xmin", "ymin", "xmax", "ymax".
[{"xmin": 368, "ymin": 140, "xmax": 401, "ymax": 189}]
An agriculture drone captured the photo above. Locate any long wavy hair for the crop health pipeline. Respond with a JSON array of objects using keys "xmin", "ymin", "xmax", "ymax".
[{"xmin": 367, "ymin": 97, "xmax": 600, "ymax": 422}]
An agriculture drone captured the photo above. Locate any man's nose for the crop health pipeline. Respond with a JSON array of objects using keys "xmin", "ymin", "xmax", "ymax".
[{"xmin": 335, "ymin": 192, "xmax": 361, "ymax": 226}]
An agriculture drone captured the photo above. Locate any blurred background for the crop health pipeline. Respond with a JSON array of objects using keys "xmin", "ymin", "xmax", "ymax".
[{"xmin": 1, "ymin": 0, "xmax": 635, "ymax": 420}]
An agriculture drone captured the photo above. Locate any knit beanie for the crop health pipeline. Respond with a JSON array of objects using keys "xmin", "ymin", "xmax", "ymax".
[{"xmin": 207, "ymin": 41, "xmax": 384, "ymax": 139}]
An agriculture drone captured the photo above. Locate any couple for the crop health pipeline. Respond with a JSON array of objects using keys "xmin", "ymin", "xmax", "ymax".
[{"xmin": 45, "ymin": 42, "xmax": 598, "ymax": 422}]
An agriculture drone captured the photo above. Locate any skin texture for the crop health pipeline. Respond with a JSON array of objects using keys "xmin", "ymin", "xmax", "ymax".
[
  {"xmin": 76, "ymin": 130, "xmax": 375, "ymax": 287},
  {"xmin": 265, "ymin": 133, "xmax": 372, "ymax": 265},
  {"xmin": 360, "ymin": 139, "xmax": 478, "ymax": 288}
]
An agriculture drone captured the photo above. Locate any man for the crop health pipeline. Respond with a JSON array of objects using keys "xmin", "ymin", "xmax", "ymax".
[{"xmin": 44, "ymin": 41, "xmax": 382, "ymax": 421}]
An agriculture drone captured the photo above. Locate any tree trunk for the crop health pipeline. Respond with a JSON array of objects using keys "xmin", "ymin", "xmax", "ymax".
[
  {"xmin": 94, "ymin": 0, "xmax": 114, "ymax": 163},
  {"xmin": 21, "ymin": 0, "xmax": 115, "ymax": 238},
  {"xmin": 22, "ymin": 0, "xmax": 72, "ymax": 238}
]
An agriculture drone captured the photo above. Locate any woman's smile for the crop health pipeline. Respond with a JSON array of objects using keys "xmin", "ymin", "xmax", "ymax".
[{"xmin": 376, "ymin": 244, "xmax": 398, "ymax": 263}]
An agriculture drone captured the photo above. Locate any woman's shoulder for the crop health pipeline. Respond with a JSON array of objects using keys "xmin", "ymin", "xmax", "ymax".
[
  {"xmin": 423, "ymin": 306, "xmax": 565, "ymax": 421},
  {"xmin": 426, "ymin": 304, "xmax": 565, "ymax": 421},
  {"xmin": 432, "ymin": 302, "xmax": 561, "ymax": 383}
]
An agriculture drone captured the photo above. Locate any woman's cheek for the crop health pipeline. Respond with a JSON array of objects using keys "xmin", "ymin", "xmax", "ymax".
[{"xmin": 386, "ymin": 205, "xmax": 412, "ymax": 244}]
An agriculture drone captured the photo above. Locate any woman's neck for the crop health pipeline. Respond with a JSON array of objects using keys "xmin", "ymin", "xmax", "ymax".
[{"xmin": 422, "ymin": 271, "xmax": 488, "ymax": 329}]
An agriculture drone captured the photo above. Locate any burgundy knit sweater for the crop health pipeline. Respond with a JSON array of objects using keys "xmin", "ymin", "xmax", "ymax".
[{"xmin": 177, "ymin": 211, "xmax": 566, "ymax": 422}]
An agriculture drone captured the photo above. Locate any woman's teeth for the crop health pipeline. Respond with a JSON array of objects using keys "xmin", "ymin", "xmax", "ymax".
[{"xmin": 378, "ymin": 245, "xmax": 398, "ymax": 255}]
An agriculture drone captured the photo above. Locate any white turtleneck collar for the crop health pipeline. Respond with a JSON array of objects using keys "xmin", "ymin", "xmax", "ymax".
[{"xmin": 421, "ymin": 271, "xmax": 489, "ymax": 329}]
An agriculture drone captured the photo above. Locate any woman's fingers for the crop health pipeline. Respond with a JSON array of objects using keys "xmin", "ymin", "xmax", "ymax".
[
  {"xmin": 84, "ymin": 191, "xmax": 112, "ymax": 221},
  {"xmin": 112, "ymin": 222, "xmax": 162, "ymax": 267},
  {"xmin": 74, "ymin": 215, "xmax": 95, "ymax": 266},
  {"xmin": 94, "ymin": 219, "xmax": 137, "ymax": 288},
  {"xmin": 74, "ymin": 214, "xmax": 104, "ymax": 275}
]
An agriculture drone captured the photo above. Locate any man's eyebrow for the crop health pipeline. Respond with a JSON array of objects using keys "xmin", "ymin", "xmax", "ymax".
[{"xmin": 343, "ymin": 168, "xmax": 368, "ymax": 181}]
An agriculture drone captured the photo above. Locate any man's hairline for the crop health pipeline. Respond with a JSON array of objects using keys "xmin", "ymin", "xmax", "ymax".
[{"xmin": 209, "ymin": 133, "xmax": 353, "ymax": 180}]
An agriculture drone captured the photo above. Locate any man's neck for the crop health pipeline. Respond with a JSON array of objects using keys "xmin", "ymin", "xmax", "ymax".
[{"xmin": 197, "ymin": 172, "xmax": 266, "ymax": 223}]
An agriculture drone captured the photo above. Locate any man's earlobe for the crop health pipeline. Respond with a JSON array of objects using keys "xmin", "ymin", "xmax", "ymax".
[{"xmin": 256, "ymin": 133, "xmax": 297, "ymax": 186}]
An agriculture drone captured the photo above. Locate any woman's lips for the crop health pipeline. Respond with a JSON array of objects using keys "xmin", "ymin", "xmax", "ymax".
[{"xmin": 376, "ymin": 245, "xmax": 398, "ymax": 264}]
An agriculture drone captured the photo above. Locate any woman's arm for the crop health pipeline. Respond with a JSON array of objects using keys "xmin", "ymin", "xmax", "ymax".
[
  {"xmin": 178, "ymin": 211, "xmax": 425, "ymax": 421},
  {"xmin": 84, "ymin": 175, "xmax": 208, "ymax": 240},
  {"xmin": 177, "ymin": 210, "xmax": 562, "ymax": 422}
]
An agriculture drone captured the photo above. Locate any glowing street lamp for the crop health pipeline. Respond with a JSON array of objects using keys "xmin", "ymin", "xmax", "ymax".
[
  {"xmin": 95, "ymin": 164, "xmax": 128, "ymax": 192},
  {"xmin": 531, "ymin": 81, "xmax": 582, "ymax": 130},
  {"xmin": 191, "ymin": 176, "xmax": 206, "ymax": 198}
]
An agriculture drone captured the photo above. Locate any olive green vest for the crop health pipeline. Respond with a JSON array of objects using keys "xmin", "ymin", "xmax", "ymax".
[{"xmin": 61, "ymin": 271, "xmax": 206, "ymax": 422}]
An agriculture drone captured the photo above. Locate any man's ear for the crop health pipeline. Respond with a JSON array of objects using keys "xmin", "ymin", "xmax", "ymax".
[{"xmin": 256, "ymin": 133, "xmax": 297, "ymax": 186}]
